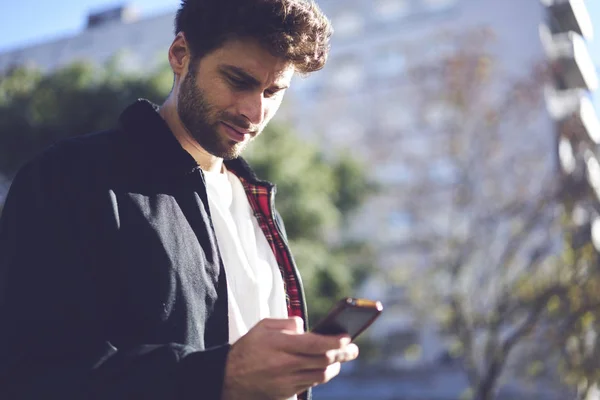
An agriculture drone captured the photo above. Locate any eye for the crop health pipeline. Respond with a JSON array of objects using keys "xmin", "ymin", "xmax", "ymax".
[
  {"xmin": 265, "ymin": 88, "xmax": 284, "ymax": 98},
  {"xmin": 228, "ymin": 76, "xmax": 249, "ymax": 89}
]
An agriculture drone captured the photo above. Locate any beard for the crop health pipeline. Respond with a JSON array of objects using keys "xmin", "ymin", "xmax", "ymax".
[{"xmin": 177, "ymin": 66, "xmax": 256, "ymax": 160}]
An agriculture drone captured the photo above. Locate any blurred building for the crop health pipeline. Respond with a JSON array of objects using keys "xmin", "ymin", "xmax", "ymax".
[
  {"xmin": 294, "ymin": 0, "xmax": 557, "ymax": 371},
  {"xmin": 0, "ymin": 1, "xmax": 592, "ymax": 398},
  {"xmin": 0, "ymin": 5, "xmax": 173, "ymax": 75}
]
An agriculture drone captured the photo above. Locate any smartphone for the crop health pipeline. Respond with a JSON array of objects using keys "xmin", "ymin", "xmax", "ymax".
[{"xmin": 311, "ymin": 297, "xmax": 383, "ymax": 340}]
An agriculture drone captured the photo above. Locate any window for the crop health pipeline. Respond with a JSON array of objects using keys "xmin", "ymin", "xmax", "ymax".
[
  {"xmin": 333, "ymin": 12, "xmax": 364, "ymax": 37},
  {"xmin": 375, "ymin": 0, "xmax": 411, "ymax": 21}
]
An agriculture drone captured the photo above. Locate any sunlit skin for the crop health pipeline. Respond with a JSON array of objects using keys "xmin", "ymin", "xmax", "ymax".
[{"xmin": 159, "ymin": 33, "xmax": 294, "ymax": 173}]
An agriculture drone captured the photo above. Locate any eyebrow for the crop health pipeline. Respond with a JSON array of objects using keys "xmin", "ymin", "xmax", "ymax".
[{"xmin": 219, "ymin": 64, "xmax": 290, "ymax": 91}]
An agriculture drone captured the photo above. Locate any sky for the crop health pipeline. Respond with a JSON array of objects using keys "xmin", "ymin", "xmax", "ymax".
[{"xmin": 0, "ymin": 0, "xmax": 179, "ymax": 53}]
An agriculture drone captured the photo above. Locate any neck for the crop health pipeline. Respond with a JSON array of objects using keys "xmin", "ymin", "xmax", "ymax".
[{"xmin": 159, "ymin": 94, "xmax": 224, "ymax": 173}]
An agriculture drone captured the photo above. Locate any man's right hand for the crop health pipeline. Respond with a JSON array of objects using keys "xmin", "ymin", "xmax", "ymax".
[{"xmin": 221, "ymin": 317, "xmax": 359, "ymax": 400}]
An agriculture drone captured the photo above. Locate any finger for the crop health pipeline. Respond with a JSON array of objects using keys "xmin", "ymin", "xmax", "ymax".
[
  {"xmin": 300, "ymin": 343, "xmax": 359, "ymax": 369},
  {"xmin": 293, "ymin": 362, "xmax": 342, "ymax": 389},
  {"xmin": 283, "ymin": 333, "xmax": 351, "ymax": 356},
  {"xmin": 292, "ymin": 343, "xmax": 360, "ymax": 369},
  {"xmin": 259, "ymin": 317, "xmax": 304, "ymax": 333},
  {"xmin": 326, "ymin": 343, "xmax": 359, "ymax": 364},
  {"xmin": 274, "ymin": 342, "xmax": 359, "ymax": 374}
]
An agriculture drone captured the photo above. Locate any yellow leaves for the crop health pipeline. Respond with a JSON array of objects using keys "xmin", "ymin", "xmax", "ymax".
[
  {"xmin": 580, "ymin": 242, "xmax": 597, "ymax": 261},
  {"xmin": 547, "ymin": 295, "xmax": 561, "ymax": 314},
  {"xmin": 568, "ymin": 286, "xmax": 583, "ymax": 313},
  {"xmin": 561, "ymin": 240, "xmax": 577, "ymax": 266},
  {"xmin": 581, "ymin": 312, "xmax": 595, "ymax": 329},
  {"xmin": 526, "ymin": 361, "xmax": 545, "ymax": 377},
  {"xmin": 388, "ymin": 265, "xmax": 411, "ymax": 285},
  {"xmin": 449, "ymin": 339, "xmax": 465, "ymax": 358},
  {"xmin": 0, "ymin": 66, "xmax": 42, "ymax": 105},
  {"xmin": 475, "ymin": 56, "xmax": 492, "ymax": 82},
  {"xmin": 515, "ymin": 277, "xmax": 537, "ymax": 301},
  {"xmin": 403, "ymin": 344, "xmax": 422, "ymax": 362},
  {"xmin": 460, "ymin": 387, "xmax": 474, "ymax": 400}
]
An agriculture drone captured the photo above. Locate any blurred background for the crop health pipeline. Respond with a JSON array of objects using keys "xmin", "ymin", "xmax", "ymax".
[{"xmin": 1, "ymin": 0, "xmax": 600, "ymax": 399}]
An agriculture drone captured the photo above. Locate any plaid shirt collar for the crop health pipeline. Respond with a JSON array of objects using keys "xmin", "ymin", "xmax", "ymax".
[
  {"xmin": 226, "ymin": 159, "xmax": 310, "ymax": 400},
  {"xmin": 225, "ymin": 158, "xmax": 305, "ymax": 323}
]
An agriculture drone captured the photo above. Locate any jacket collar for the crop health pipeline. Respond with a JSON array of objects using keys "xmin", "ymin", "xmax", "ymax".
[
  {"xmin": 117, "ymin": 99, "xmax": 271, "ymax": 188},
  {"xmin": 225, "ymin": 158, "xmax": 274, "ymax": 190},
  {"xmin": 118, "ymin": 99, "xmax": 198, "ymax": 177}
]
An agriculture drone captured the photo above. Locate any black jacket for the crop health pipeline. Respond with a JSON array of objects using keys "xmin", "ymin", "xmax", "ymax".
[{"xmin": 0, "ymin": 100, "xmax": 307, "ymax": 399}]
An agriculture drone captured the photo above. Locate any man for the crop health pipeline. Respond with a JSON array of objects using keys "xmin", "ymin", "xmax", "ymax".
[{"xmin": 0, "ymin": 0, "xmax": 359, "ymax": 399}]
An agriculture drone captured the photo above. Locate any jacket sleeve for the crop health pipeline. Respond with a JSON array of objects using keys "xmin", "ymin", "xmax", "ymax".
[{"xmin": 0, "ymin": 152, "xmax": 230, "ymax": 400}]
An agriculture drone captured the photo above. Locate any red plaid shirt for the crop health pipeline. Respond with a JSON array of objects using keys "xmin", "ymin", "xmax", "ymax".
[
  {"xmin": 235, "ymin": 174, "xmax": 305, "ymax": 321},
  {"xmin": 227, "ymin": 160, "xmax": 310, "ymax": 400}
]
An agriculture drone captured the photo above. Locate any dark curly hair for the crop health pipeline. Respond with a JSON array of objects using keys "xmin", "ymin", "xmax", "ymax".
[{"xmin": 174, "ymin": 0, "xmax": 333, "ymax": 74}]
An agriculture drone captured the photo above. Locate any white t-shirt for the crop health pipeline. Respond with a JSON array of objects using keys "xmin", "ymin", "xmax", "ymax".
[{"xmin": 203, "ymin": 168, "xmax": 289, "ymax": 343}]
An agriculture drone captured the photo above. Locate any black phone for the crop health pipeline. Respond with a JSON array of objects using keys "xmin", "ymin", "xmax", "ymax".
[{"xmin": 311, "ymin": 297, "xmax": 383, "ymax": 340}]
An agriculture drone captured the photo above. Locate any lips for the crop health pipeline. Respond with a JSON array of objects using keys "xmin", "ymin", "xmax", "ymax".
[{"xmin": 220, "ymin": 122, "xmax": 249, "ymax": 143}]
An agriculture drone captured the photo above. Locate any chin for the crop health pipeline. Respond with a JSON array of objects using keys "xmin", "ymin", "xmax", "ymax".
[
  {"xmin": 222, "ymin": 148, "xmax": 244, "ymax": 160},
  {"xmin": 213, "ymin": 144, "xmax": 244, "ymax": 160}
]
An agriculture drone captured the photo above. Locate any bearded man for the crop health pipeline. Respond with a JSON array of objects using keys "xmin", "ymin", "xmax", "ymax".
[{"xmin": 0, "ymin": 1, "xmax": 358, "ymax": 399}]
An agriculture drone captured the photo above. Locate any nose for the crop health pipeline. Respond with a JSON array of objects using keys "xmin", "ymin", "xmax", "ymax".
[{"xmin": 239, "ymin": 92, "xmax": 266, "ymax": 127}]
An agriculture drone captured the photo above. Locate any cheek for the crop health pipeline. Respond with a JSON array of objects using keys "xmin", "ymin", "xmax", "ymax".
[
  {"xmin": 199, "ymin": 79, "xmax": 233, "ymax": 111},
  {"xmin": 211, "ymin": 90, "xmax": 234, "ymax": 110}
]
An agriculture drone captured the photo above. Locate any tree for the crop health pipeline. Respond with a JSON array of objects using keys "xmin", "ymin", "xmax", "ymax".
[
  {"xmin": 0, "ymin": 60, "xmax": 375, "ymax": 326},
  {"xmin": 382, "ymin": 27, "xmax": 598, "ymax": 399},
  {"xmin": 543, "ymin": 104, "xmax": 600, "ymax": 400},
  {"xmin": 245, "ymin": 125, "xmax": 376, "ymax": 324},
  {"xmin": 0, "ymin": 60, "xmax": 173, "ymax": 178}
]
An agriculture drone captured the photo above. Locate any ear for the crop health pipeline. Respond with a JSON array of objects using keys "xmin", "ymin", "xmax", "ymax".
[{"xmin": 168, "ymin": 32, "xmax": 191, "ymax": 77}]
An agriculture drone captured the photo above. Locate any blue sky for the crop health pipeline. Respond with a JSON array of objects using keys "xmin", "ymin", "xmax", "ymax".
[{"xmin": 0, "ymin": 0, "xmax": 179, "ymax": 52}]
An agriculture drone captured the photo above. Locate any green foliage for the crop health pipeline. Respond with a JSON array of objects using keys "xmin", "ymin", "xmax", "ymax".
[
  {"xmin": 331, "ymin": 151, "xmax": 379, "ymax": 218},
  {"xmin": 526, "ymin": 361, "xmax": 545, "ymax": 378},
  {"xmin": 245, "ymin": 124, "xmax": 376, "ymax": 324},
  {"xmin": 0, "ymin": 62, "xmax": 169, "ymax": 177},
  {"xmin": 0, "ymin": 62, "xmax": 376, "ymax": 327}
]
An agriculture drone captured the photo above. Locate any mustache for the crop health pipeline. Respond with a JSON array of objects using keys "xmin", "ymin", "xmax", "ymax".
[{"xmin": 220, "ymin": 112, "xmax": 260, "ymax": 134}]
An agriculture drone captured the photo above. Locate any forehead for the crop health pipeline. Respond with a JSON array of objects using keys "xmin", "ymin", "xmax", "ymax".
[{"xmin": 199, "ymin": 38, "xmax": 295, "ymax": 85}]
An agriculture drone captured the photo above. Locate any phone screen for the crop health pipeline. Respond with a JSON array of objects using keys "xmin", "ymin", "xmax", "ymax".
[{"xmin": 312, "ymin": 298, "xmax": 383, "ymax": 339}]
